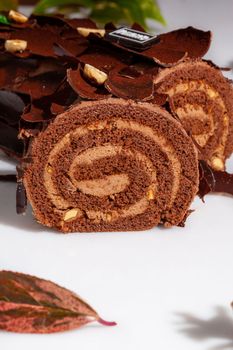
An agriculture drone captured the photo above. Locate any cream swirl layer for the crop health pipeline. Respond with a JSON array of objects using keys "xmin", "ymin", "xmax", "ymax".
[
  {"xmin": 43, "ymin": 119, "xmax": 181, "ymax": 225},
  {"xmin": 155, "ymin": 60, "xmax": 232, "ymax": 170}
]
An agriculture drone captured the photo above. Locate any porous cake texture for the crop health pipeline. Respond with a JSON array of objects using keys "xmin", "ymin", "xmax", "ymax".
[{"xmin": 24, "ymin": 99, "xmax": 199, "ymax": 232}]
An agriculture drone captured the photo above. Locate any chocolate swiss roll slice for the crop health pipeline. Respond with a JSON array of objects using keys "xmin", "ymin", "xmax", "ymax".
[
  {"xmin": 23, "ymin": 99, "xmax": 199, "ymax": 232},
  {"xmin": 154, "ymin": 60, "xmax": 233, "ymax": 170}
]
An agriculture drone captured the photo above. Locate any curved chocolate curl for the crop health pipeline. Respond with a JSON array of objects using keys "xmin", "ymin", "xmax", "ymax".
[
  {"xmin": 0, "ymin": 58, "xmax": 66, "ymax": 102},
  {"xmin": 110, "ymin": 26, "xmax": 211, "ymax": 67},
  {"xmin": 110, "ymin": 40, "xmax": 186, "ymax": 67},
  {"xmin": 0, "ymin": 174, "xmax": 16, "ymax": 182},
  {"xmin": 31, "ymin": 14, "xmax": 97, "ymax": 31},
  {"xmin": 15, "ymin": 71, "xmax": 65, "ymax": 100},
  {"xmin": 157, "ymin": 27, "xmax": 211, "ymax": 59},
  {"xmin": 50, "ymin": 81, "xmax": 78, "ymax": 115},
  {"xmin": 78, "ymin": 48, "xmax": 127, "ymax": 73},
  {"xmin": 67, "ymin": 65, "xmax": 110, "ymax": 100},
  {"xmin": 0, "ymin": 90, "xmax": 25, "ymax": 124},
  {"xmin": 8, "ymin": 27, "xmax": 88, "ymax": 58},
  {"xmin": 21, "ymin": 103, "xmax": 47, "ymax": 122},
  {"xmin": 131, "ymin": 23, "xmax": 146, "ymax": 32},
  {"xmin": 0, "ymin": 91, "xmax": 25, "ymax": 156},
  {"xmin": 0, "ymin": 270, "xmax": 116, "ymax": 334},
  {"xmin": 104, "ymin": 22, "xmax": 117, "ymax": 31},
  {"xmin": 198, "ymin": 160, "xmax": 233, "ymax": 198},
  {"xmin": 105, "ymin": 66, "xmax": 154, "ymax": 101},
  {"xmin": 63, "ymin": 17, "xmax": 97, "ymax": 30}
]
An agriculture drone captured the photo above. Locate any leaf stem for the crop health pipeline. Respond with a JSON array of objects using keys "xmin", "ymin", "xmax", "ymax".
[{"xmin": 98, "ymin": 317, "xmax": 117, "ymax": 327}]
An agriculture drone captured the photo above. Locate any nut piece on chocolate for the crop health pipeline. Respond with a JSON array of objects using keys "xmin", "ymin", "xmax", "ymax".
[
  {"xmin": 83, "ymin": 64, "xmax": 108, "ymax": 85},
  {"xmin": 9, "ymin": 10, "xmax": 28, "ymax": 24},
  {"xmin": 77, "ymin": 27, "xmax": 106, "ymax": 37},
  {"xmin": 4, "ymin": 39, "xmax": 27, "ymax": 53}
]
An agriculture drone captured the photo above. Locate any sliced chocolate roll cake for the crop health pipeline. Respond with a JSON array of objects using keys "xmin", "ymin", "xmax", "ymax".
[
  {"xmin": 23, "ymin": 99, "xmax": 199, "ymax": 232},
  {"xmin": 154, "ymin": 60, "xmax": 233, "ymax": 170}
]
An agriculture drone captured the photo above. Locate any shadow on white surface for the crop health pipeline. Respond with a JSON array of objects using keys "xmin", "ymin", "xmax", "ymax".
[
  {"xmin": 0, "ymin": 179, "xmax": 48, "ymax": 232},
  {"xmin": 175, "ymin": 306, "xmax": 233, "ymax": 350}
]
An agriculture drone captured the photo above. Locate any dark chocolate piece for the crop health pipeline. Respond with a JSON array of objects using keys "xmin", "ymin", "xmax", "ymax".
[
  {"xmin": 105, "ymin": 66, "xmax": 154, "ymax": 101},
  {"xmin": 0, "ymin": 174, "xmax": 17, "ymax": 182},
  {"xmin": 16, "ymin": 166, "xmax": 27, "ymax": 214},
  {"xmin": 67, "ymin": 65, "xmax": 110, "ymax": 100},
  {"xmin": 108, "ymin": 26, "xmax": 211, "ymax": 67},
  {"xmin": 106, "ymin": 27, "xmax": 159, "ymax": 50},
  {"xmin": 198, "ymin": 160, "xmax": 233, "ymax": 198}
]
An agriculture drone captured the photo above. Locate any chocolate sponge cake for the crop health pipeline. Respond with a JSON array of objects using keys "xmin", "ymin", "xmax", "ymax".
[
  {"xmin": 154, "ymin": 60, "xmax": 233, "ymax": 170},
  {"xmin": 23, "ymin": 99, "xmax": 199, "ymax": 232}
]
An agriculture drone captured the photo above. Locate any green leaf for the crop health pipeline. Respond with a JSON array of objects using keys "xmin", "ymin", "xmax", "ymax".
[
  {"xmin": 91, "ymin": 2, "xmax": 127, "ymax": 24},
  {"xmin": 0, "ymin": 14, "xmax": 10, "ymax": 25},
  {"xmin": 34, "ymin": 0, "xmax": 166, "ymax": 28},
  {"xmin": 0, "ymin": 0, "xmax": 18, "ymax": 11},
  {"xmin": 141, "ymin": 0, "xmax": 166, "ymax": 25},
  {"xmin": 34, "ymin": 0, "xmax": 94, "ymax": 14}
]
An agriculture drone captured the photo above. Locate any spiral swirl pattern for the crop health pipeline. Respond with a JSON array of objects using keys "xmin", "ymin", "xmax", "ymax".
[
  {"xmin": 24, "ymin": 99, "xmax": 199, "ymax": 232},
  {"xmin": 155, "ymin": 61, "xmax": 233, "ymax": 170}
]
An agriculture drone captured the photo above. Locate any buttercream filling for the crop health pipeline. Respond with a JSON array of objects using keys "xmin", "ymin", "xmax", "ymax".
[
  {"xmin": 165, "ymin": 80, "xmax": 229, "ymax": 169},
  {"xmin": 43, "ymin": 119, "xmax": 181, "ymax": 223}
]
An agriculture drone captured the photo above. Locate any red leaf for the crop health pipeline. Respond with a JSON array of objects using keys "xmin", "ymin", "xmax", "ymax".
[{"xmin": 0, "ymin": 271, "xmax": 116, "ymax": 333}]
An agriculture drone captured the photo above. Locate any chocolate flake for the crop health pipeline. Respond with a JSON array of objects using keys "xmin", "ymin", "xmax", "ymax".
[
  {"xmin": 16, "ymin": 166, "xmax": 27, "ymax": 214},
  {"xmin": 67, "ymin": 65, "xmax": 110, "ymax": 100},
  {"xmin": 0, "ymin": 174, "xmax": 17, "ymax": 182},
  {"xmin": 109, "ymin": 26, "xmax": 211, "ymax": 67},
  {"xmin": 105, "ymin": 66, "xmax": 154, "ymax": 101},
  {"xmin": 198, "ymin": 160, "xmax": 233, "ymax": 199}
]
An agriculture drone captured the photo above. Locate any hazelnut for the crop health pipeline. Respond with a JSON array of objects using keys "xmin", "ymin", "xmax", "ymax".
[
  {"xmin": 207, "ymin": 88, "xmax": 218, "ymax": 98},
  {"xmin": 5, "ymin": 39, "xmax": 27, "ymax": 53},
  {"xmin": 46, "ymin": 165, "xmax": 53, "ymax": 174},
  {"xmin": 77, "ymin": 27, "xmax": 106, "ymax": 37},
  {"xmin": 223, "ymin": 115, "xmax": 228, "ymax": 125},
  {"xmin": 147, "ymin": 189, "xmax": 155, "ymax": 200},
  {"xmin": 84, "ymin": 64, "xmax": 108, "ymax": 85},
  {"xmin": 106, "ymin": 213, "xmax": 112, "ymax": 222},
  {"xmin": 87, "ymin": 121, "xmax": 106, "ymax": 131},
  {"xmin": 63, "ymin": 208, "xmax": 82, "ymax": 222},
  {"xmin": 211, "ymin": 156, "xmax": 224, "ymax": 171},
  {"xmin": 9, "ymin": 10, "xmax": 28, "ymax": 24}
]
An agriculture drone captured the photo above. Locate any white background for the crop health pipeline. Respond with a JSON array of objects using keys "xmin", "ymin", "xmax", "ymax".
[{"xmin": 1, "ymin": 1, "xmax": 233, "ymax": 349}]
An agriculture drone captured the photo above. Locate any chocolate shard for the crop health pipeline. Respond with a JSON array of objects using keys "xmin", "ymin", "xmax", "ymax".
[
  {"xmin": 16, "ymin": 166, "xmax": 27, "ymax": 214},
  {"xmin": 0, "ymin": 90, "xmax": 25, "ymax": 125},
  {"xmin": 78, "ymin": 45, "xmax": 128, "ymax": 73},
  {"xmin": 157, "ymin": 26, "xmax": 212, "ymax": 59},
  {"xmin": 5, "ymin": 24, "xmax": 88, "ymax": 59},
  {"xmin": 107, "ymin": 26, "xmax": 211, "ymax": 67},
  {"xmin": 0, "ymin": 174, "xmax": 17, "ymax": 182},
  {"xmin": 31, "ymin": 14, "xmax": 97, "ymax": 31},
  {"xmin": 67, "ymin": 65, "xmax": 110, "ymax": 100},
  {"xmin": 105, "ymin": 66, "xmax": 154, "ymax": 101},
  {"xmin": 0, "ymin": 120, "xmax": 24, "ymax": 158},
  {"xmin": 131, "ymin": 23, "xmax": 146, "ymax": 33},
  {"xmin": 203, "ymin": 59, "xmax": 231, "ymax": 71},
  {"xmin": 198, "ymin": 160, "xmax": 233, "ymax": 199}
]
